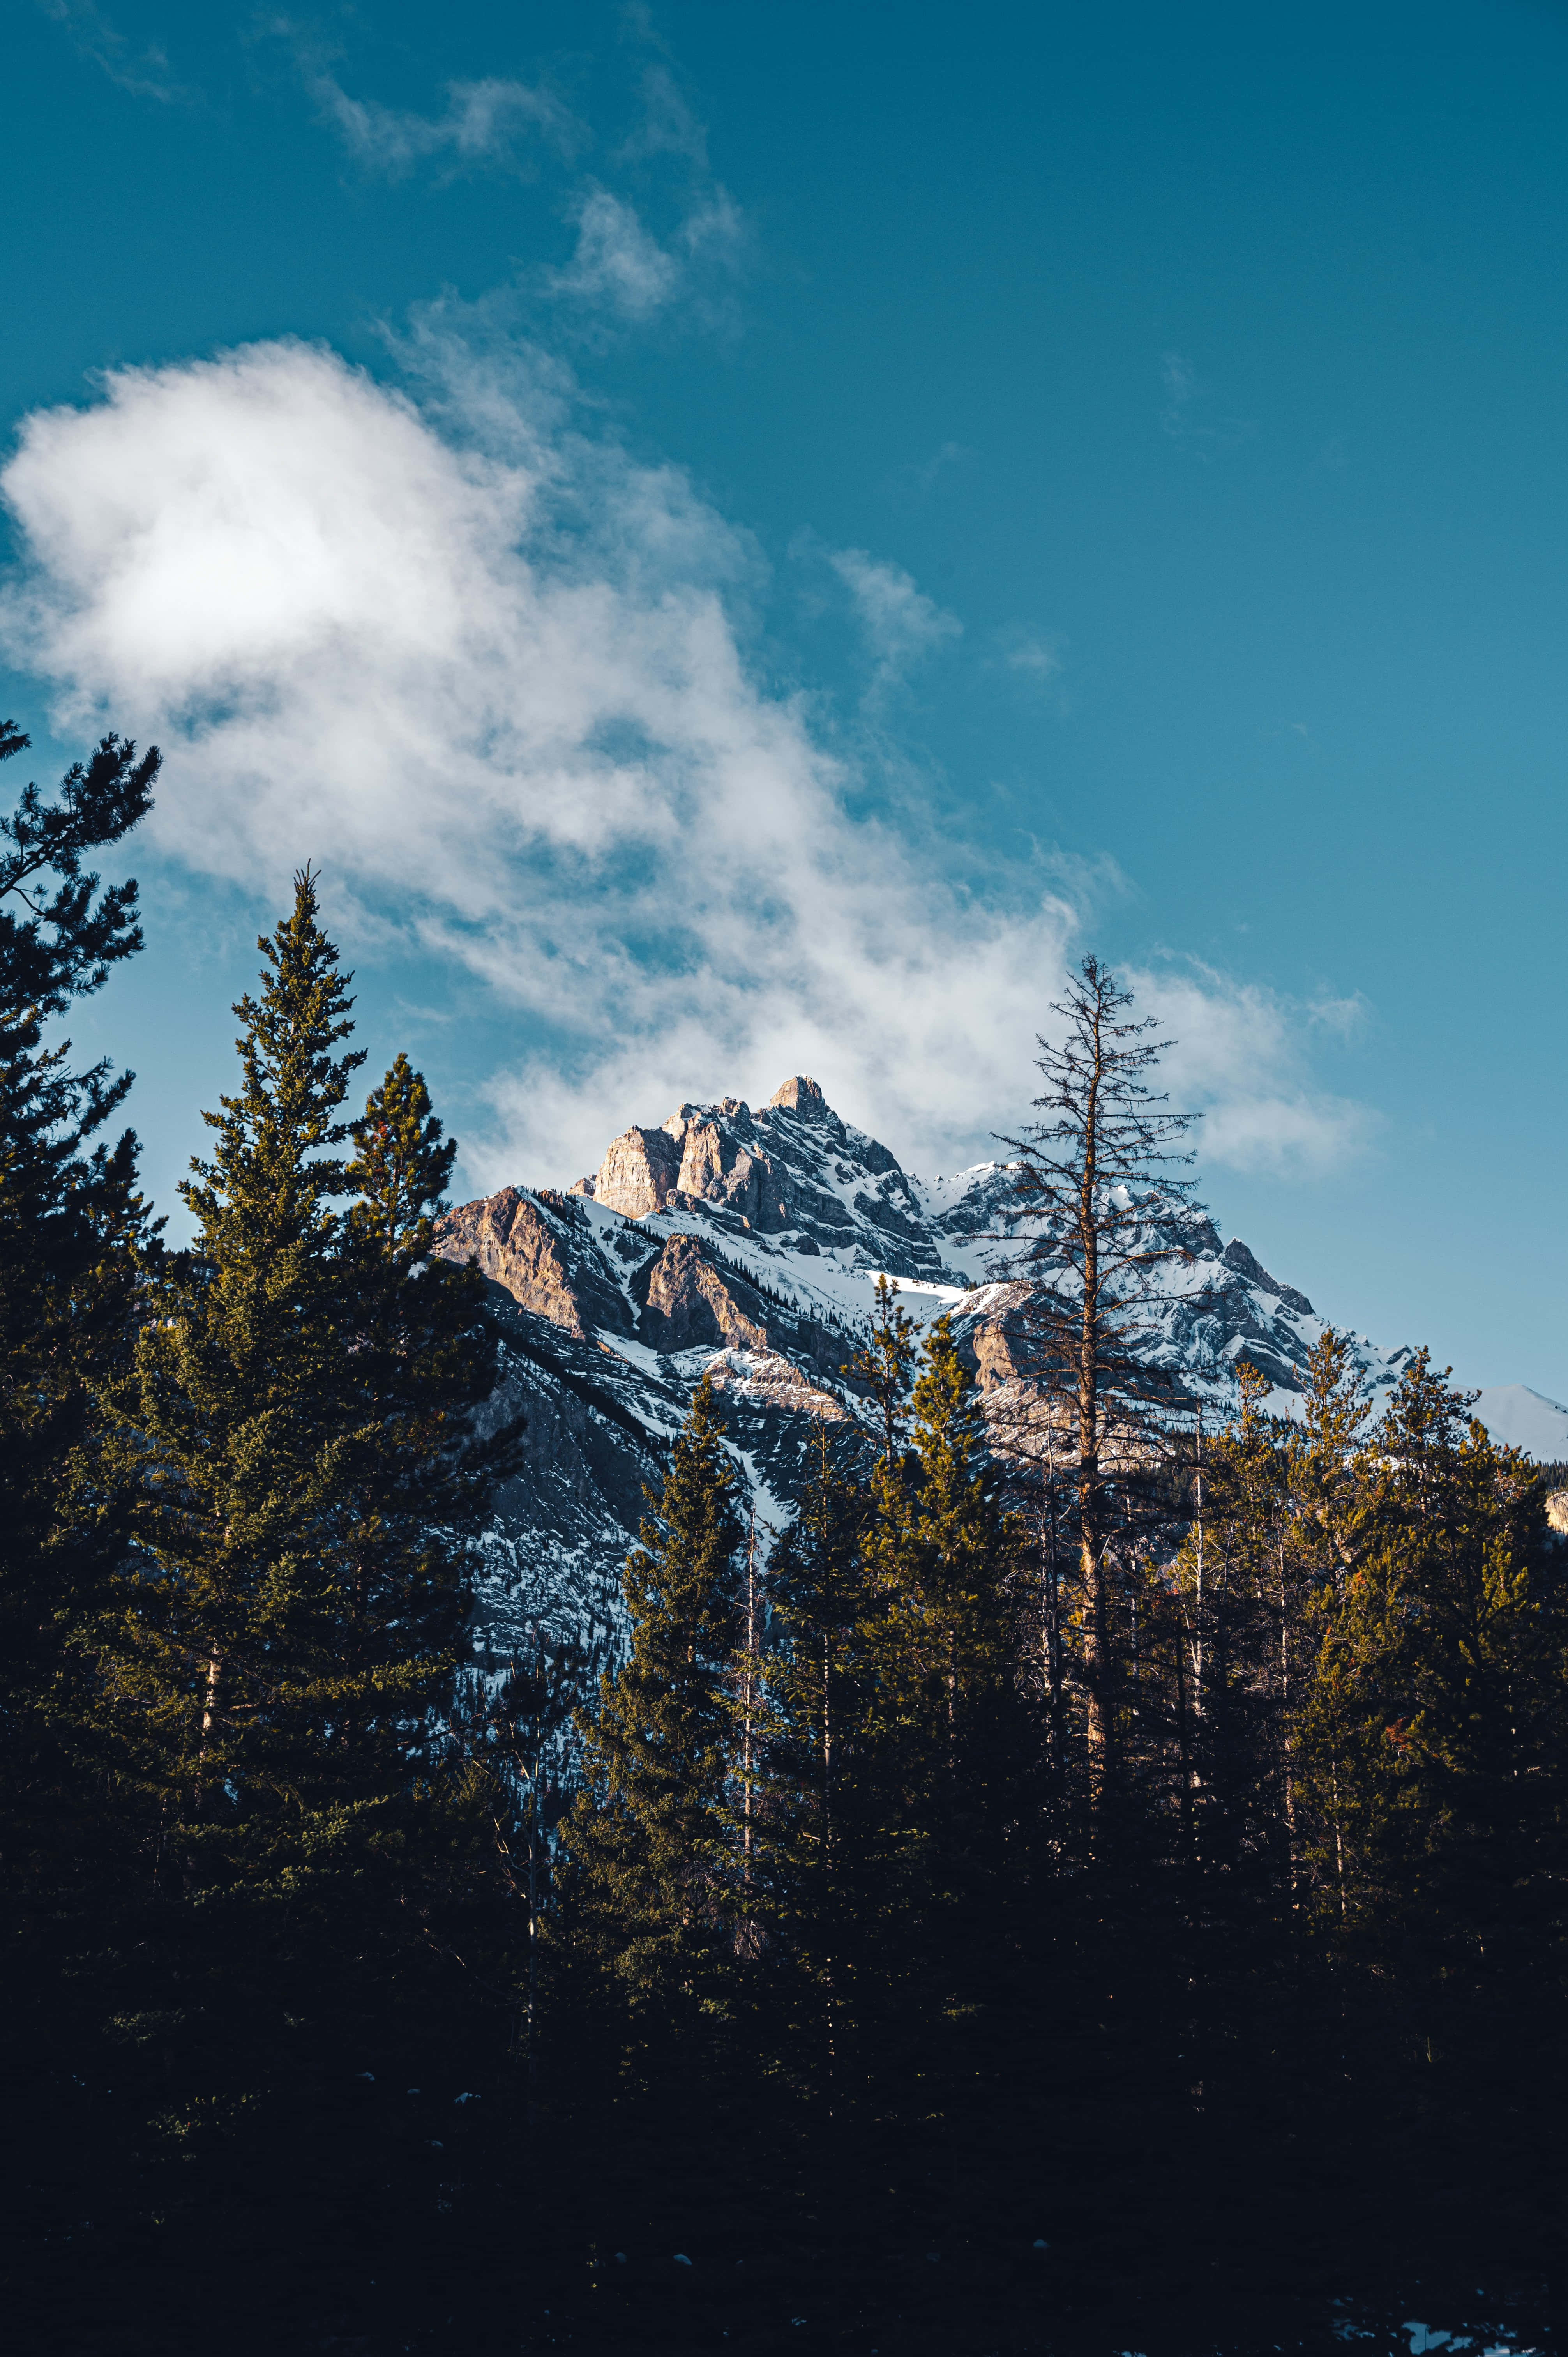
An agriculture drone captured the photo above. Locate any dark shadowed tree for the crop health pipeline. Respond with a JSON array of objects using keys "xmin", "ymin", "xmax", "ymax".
[
  {"xmin": 0, "ymin": 719, "xmax": 160, "ymax": 1904},
  {"xmin": 97, "ymin": 875, "xmax": 500, "ymax": 1946},
  {"xmin": 560, "ymin": 1375, "xmax": 745, "ymax": 2055}
]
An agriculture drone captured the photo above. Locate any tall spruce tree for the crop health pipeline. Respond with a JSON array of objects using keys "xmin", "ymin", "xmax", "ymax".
[
  {"xmin": 346, "ymin": 1050, "xmax": 457, "ymax": 1258},
  {"xmin": 0, "ymin": 720, "xmax": 161, "ymax": 1906},
  {"xmin": 901, "ymin": 1315, "xmax": 1012, "ymax": 1780},
  {"xmin": 562, "ymin": 1374, "xmax": 745, "ymax": 2044},
  {"xmin": 999, "ymin": 955, "xmax": 1197, "ymax": 1804},
  {"xmin": 99, "ymin": 874, "xmax": 492, "ymax": 1928},
  {"xmin": 754, "ymin": 1431, "xmax": 886, "ymax": 2087},
  {"xmin": 1295, "ymin": 1351, "xmax": 1563, "ymax": 1981},
  {"xmin": 845, "ymin": 1274, "xmax": 918, "ymax": 1471},
  {"xmin": 1168, "ymin": 1360, "xmax": 1291, "ymax": 1884}
]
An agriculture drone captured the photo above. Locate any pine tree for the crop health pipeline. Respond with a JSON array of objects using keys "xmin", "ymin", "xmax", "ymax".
[
  {"xmin": 998, "ymin": 955, "xmax": 1197, "ymax": 1805},
  {"xmin": 867, "ymin": 1319, "xmax": 1019, "ymax": 1995},
  {"xmin": 336, "ymin": 1051, "xmax": 503, "ymax": 1742},
  {"xmin": 1295, "ymin": 1350, "xmax": 1564, "ymax": 1985},
  {"xmin": 346, "ymin": 1050, "xmax": 457, "ymax": 1259},
  {"xmin": 97, "ymin": 874, "xmax": 489, "ymax": 1930},
  {"xmin": 0, "ymin": 720, "xmax": 161, "ymax": 1905},
  {"xmin": 561, "ymin": 1375, "xmax": 745, "ymax": 2046},
  {"xmin": 752, "ymin": 1430, "xmax": 886, "ymax": 2088},
  {"xmin": 902, "ymin": 1316, "xmax": 1012, "ymax": 1779},
  {"xmin": 1167, "ymin": 1360, "xmax": 1290, "ymax": 1884},
  {"xmin": 844, "ymin": 1274, "xmax": 918, "ymax": 1471}
]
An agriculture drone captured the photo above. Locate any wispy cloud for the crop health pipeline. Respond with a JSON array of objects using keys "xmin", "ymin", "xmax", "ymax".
[
  {"xmin": 619, "ymin": 62, "xmax": 710, "ymax": 166},
  {"xmin": 276, "ymin": 25, "xmax": 745, "ymax": 334},
  {"xmin": 546, "ymin": 188, "xmax": 680, "ymax": 318},
  {"xmin": 909, "ymin": 440, "xmax": 971, "ymax": 496},
  {"xmin": 827, "ymin": 547, "xmax": 962, "ymax": 696},
  {"xmin": 544, "ymin": 182, "xmax": 746, "ymax": 326},
  {"xmin": 1135, "ymin": 960, "xmax": 1379, "ymax": 1178},
  {"xmin": 0, "ymin": 329, "xmax": 1368, "ymax": 1191},
  {"xmin": 996, "ymin": 624, "xmax": 1062, "ymax": 682},
  {"xmin": 38, "ymin": 0, "xmax": 191, "ymax": 103},
  {"xmin": 1158, "ymin": 349, "xmax": 1257, "ymax": 461},
  {"xmin": 277, "ymin": 25, "xmax": 581, "ymax": 180}
]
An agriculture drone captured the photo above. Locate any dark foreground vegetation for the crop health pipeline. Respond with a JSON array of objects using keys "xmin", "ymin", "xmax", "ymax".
[{"xmin": 4, "ymin": 726, "xmax": 1565, "ymax": 2355}]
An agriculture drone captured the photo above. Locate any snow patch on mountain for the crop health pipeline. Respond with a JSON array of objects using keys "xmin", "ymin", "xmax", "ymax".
[
  {"xmin": 1472, "ymin": 1385, "xmax": 1568, "ymax": 1462},
  {"xmin": 438, "ymin": 1072, "xmax": 1550, "ymax": 1663}
]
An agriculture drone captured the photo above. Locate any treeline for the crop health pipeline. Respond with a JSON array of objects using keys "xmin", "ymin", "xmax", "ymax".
[
  {"xmin": 544, "ymin": 1296, "xmax": 1567, "ymax": 2108},
  {"xmin": 5, "ymin": 728, "xmax": 1566, "ymax": 2351}
]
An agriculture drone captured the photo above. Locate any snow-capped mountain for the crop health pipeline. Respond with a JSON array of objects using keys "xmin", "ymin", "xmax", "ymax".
[
  {"xmin": 436, "ymin": 1072, "xmax": 1455, "ymax": 1670},
  {"xmin": 1471, "ymin": 1385, "xmax": 1568, "ymax": 1463}
]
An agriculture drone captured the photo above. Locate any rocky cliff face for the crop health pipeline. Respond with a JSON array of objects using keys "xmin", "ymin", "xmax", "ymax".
[{"xmin": 436, "ymin": 1074, "xmax": 1413, "ymax": 1667}]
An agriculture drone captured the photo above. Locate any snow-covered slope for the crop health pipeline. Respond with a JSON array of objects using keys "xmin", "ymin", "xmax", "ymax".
[
  {"xmin": 433, "ymin": 1071, "xmax": 1535, "ymax": 1663},
  {"xmin": 1472, "ymin": 1385, "xmax": 1568, "ymax": 1462}
]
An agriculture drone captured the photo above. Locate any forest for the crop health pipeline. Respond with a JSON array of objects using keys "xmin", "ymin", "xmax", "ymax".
[{"xmin": 5, "ymin": 729, "xmax": 1566, "ymax": 2356}]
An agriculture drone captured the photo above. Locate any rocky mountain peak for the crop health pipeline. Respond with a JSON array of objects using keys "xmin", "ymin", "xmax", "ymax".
[
  {"xmin": 440, "ymin": 1071, "xmax": 1427, "ymax": 1665},
  {"xmin": 767, "ymin": 1073, "xmax": 830, "ymax": 1120}
]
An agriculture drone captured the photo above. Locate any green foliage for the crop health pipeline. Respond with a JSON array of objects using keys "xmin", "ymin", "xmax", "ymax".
[
  {"xmin": 1294, "ymin": 1350, "xmax": 1564, "ymax": 1979},
  {"xmin": 8, "ymin": 883, "xmax": 1568, "ymax": 2339},
  {"xmin": 560, "ymin": 1373, "xmax": 745, "ymax": 2039},
  {"xmin": 93, "ymin": 873, "xmax": 496, "ymax": 1929},
  {"xmin": 346, "ymin": 1048, "xmax": 457, "ymax": 1260},
  {"xmin": 843, "ymin": 1271, "xmax": 917, "ymax": 1468}
]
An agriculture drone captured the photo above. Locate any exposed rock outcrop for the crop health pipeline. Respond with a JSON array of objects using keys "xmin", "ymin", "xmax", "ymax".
[
  {"xmin": 768, "ymin": 1074, "xmax": 829, "ymax": 1120},
  {"xmin": 951, "ymin": 1283, "xmax": 1036, "ymax": 1392},
  {"xmin": 670, "ymin": 1106, "xmax": 792, "ymax": 1231},
  {"xmin": 592, "ymin": 1124, "xmax": 683, "ymax": 1218},
  {"xmin": 635, "ymin": 1233, "xmax": 772, "ymax": 1354},
  {"xmin": 435, "ymin": 1187, "xmax": 630, "ymax": 1340}
]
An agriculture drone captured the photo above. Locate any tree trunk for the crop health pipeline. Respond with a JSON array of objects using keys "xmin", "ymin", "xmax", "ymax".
[
  {"xmin": 1077, "ymin": 1017, "xmax": 1111, "ymax": 1804},
  {"xmin": 194, "ymin": 1651, "xmax": 221, "ymax": 1818}
]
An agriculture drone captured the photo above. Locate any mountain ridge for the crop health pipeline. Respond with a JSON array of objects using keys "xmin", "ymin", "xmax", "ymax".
[{"xmin": 436, "ymin": 1072, "xmax": 1473, "ymax": 1670}]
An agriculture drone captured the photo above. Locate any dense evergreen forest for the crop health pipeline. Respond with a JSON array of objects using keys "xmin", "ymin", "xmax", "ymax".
[{"xmin": 5, "ymin": 729, "xmax": 1566, "ymax": 2355}]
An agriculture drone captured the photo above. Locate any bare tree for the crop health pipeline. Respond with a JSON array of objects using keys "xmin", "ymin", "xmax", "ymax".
[{"xmin": 997, "ymin": 955, "xmax": 1199, "ymax": 1802}]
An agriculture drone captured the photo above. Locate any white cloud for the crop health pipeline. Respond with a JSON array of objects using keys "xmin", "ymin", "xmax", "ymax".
[
  {"xmin": 620, "ymin": 63, "xmax": 710, "ymax": 166},
  {"xmin": 998, "ymin": 626, "xmax": 1061, "ymax": 681},
  {"xmin": 0, "ymin": 333, "xmax": 1367, "ymax": 1193},
  {"xmin": 1159, "ymin": 349, "xmax": 1199, "ymax": 408},
  {"xmin": 293, "ymin": 46, "xmax": 580, "ymax": 179},
  {"xmin": 547, "ymin": 188, "xmax": 682, "ymax": 319},
  {"xmin": 1134, "ymin": 962, "xmax": 1379, "ymax": 1179},
  {"xmin": 910, "ymin": 441, "xmax": 971, "ymax": 495},
  {"xmin": 828, "ymin": 548, "xmax": 962, "ymax": 692},
  {"xmin": 546, "ymin": 184, "xmax": 747, "ymax": 325}
]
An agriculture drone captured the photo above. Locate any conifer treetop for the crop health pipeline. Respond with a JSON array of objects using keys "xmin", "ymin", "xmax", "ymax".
[
  {"xmin": 183, "ymin": 866, "xmax": 367, "ymax": 1257},
  {"xmin": 0, "ymin": 719, "xmax": 160, "ymax": 1018},
  {"xmin": 997, "ymin": 952, "xmax": 1202, "ymax": 1419},
  {"xmin": 348, "ymin": 1051, "xmax": 458, "ymax": 1264}
]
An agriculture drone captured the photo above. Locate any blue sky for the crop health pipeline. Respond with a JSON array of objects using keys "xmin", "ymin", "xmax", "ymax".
[{"xmin": 4, "ymin": 0, "xmax": 1566, "ymax": 1394}]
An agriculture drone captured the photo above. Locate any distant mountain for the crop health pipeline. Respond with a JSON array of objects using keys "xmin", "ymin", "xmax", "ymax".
[
  {"xmin": 434, "ymin": 1072, "xmax": 1523, "ymax": 1669},
  {"xmin": 1471, "ymin": 1385, "xmax": 1568, "ymax": 1463}
]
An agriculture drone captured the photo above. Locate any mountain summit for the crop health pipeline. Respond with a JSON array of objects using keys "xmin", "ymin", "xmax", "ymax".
[{"xmin": 435, "ymin": 1076, "xmax": 1423, "ymax": 1669}]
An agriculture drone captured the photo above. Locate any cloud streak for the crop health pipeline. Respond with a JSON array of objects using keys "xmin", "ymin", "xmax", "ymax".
[
  {"xmin": 294, "ymin": 53, "xmax": 581, "ymax": 179},
  {"xmin": 38, "ymin": 0, "xmax": 190, "ymax": 104},
  {"xmin": 828, "ymin": 548, "xmax": 962, "ymax": 696},
  {"xmin": 1158, "ymin": 348, "xmax": 1257, "ymax": 461},
  {"xmin": 0, "ymin": 330, "xmax": 1365, "ymax": 1193}
]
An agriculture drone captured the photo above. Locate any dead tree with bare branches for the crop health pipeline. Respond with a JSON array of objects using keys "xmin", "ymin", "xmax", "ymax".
[{"xmin": 997, "ymin": 954, "xmax": 1199, "ymax": 1810}]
